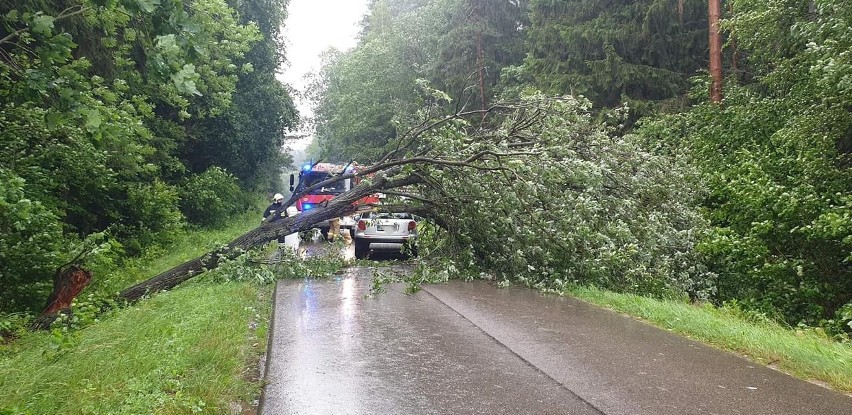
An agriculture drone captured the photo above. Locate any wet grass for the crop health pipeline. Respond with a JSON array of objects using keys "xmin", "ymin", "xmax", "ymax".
[
  {"xmin": 565, "ymin": 286, "xmax": 852, "ymax": 393},
  {"xmin": 0, "ymin": 282, "xmax": 272, "ymax": 414},
  {"xmin": 0, "ymin": 209, "xmax": 273, "ymax": 414},
  {"xmin": 87, "ymin": 209, "xmax": 264, "ymax": 297}
]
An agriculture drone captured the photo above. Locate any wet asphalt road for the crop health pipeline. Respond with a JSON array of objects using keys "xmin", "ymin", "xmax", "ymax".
[{"xmin": 261, "ymin": 264, "xmax": 851, "ymax": 414}]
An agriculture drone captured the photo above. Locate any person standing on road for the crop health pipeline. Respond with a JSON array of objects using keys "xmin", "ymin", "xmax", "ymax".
[
  {"xmin": 263, "ymin": 193, "xmax": 288, "ymax": 244},
  {"xmin": 263, "ymin": 193, "xmax": 287, "ymax": 223}
]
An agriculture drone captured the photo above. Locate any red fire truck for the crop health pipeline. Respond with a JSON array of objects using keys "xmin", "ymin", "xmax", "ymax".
[{"xmin": 288, "ymin": 161, "xmax": 379, "ymax": 239}]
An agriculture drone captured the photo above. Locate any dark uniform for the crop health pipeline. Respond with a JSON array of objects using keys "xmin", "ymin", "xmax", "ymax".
[
  {"xmin": 263, "ymin": 194, "xmax": 287, "ymax": 242},
  {"xmin": 263, "ymin": 201, "xmax": 285, "ymax": 223}
]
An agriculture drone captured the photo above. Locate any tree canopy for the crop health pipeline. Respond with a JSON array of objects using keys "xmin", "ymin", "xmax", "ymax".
[
  {"xmin": 307, "ymin": 0, "xmax": 851, "ymax": 334},
  {"xmin": 0, "ymin": 0, "xmax": 297, "ymax": 313},
  {"xmin": 2, "ymin": 0, "xmax": 850, "ymax": 337}
]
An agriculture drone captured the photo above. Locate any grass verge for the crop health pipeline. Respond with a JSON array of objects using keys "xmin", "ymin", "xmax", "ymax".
[
  {"xmin": 89, "ymin": 209, "xmax": 263, "ymax": 297},
  {"xmin": 565, "ymin": 285, "xmax": 852, "ymax": 393},
  {"xmin": 1, "ymin": 208, "xmax": 274, "ymax": 414},
  {"xmin": 0, "ymin": 282, "xmax": 272, "ymax": 414}
]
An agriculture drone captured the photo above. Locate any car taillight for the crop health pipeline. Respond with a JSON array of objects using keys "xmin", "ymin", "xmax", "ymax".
[
  {"xmin": 408, "ymin": 221, "xmax": 416, "ymax": 231},
  {"xmin": 357, "ymin": 220, "xmax": 366, "ymax": 231}
]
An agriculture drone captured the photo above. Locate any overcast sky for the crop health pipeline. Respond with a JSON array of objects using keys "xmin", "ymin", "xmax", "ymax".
[{"xmin": 280, "ymin": 0, "xmax": 369, "ymax": 152}]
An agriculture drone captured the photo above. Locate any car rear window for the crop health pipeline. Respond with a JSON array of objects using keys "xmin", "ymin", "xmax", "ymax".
[{"xmin": 364, "ymin": 212, "xmax": 413, "ymax": 219}]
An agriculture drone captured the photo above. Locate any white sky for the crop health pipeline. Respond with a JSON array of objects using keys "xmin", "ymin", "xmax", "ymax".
[{"xmin": 279, "ymin": 0, "xmax": 370, "ymax": 152}]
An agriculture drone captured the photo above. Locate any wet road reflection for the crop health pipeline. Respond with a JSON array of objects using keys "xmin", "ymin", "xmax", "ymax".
[
  {"xmin": 262, "ymin": 265, "xmax": 852, "ymax": 415},
  {"xmin": 261, "ymin": 268, "xmax": 599, "ymax": 415}
]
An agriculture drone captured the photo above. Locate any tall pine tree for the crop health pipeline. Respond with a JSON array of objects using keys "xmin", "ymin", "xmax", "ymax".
[
  {"xmin": 523, "ymin": 0, "xmax": 708, "ymax": 111},
  {"xmin": 430, "ymin": 0, "xmax": 528, "ymax": 110}
]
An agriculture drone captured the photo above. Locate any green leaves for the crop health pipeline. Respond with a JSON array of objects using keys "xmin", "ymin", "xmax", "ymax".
[
  {"xmin": 638, "ymin": 0, "xmax": 852, "ymax": 331},
  {"xmin": 178, "ymin": 167, "xmax": 245, "ymax": 227},
  {"xmin": 0, "ymin": 0, "xmax": 295, "ymax": 313},
  {"xmin": 154, "ymin": 34, "xmax": 181, "ymax": 60},
  {"xmin": 408, "ymin": 95, "xmax": 712, "ymax": 299},
  {"xmin": 171, "ymin": 64, "xmax": 201, "ymax": 96},
  {"xmin": 30, "ymin": 13, "xmax": 54, "ymax": 36},
  {"xmin": 82, "ymin": 108, "xmax": 102, "ymax": 132},
  {"xmin": 136, "ymin": 0, "xmax": 161, "ymax": 13},
  {"xmin": 0, "ymin": 169, "xmax": 65, "ymax": 311}
]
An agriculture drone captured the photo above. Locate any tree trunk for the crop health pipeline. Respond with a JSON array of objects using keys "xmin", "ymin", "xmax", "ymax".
[
  {"xmin": 677, "ymin": 0, "xmax": 684, "ymax": 24},
  {"xmin": 118, "ymin": 173, "xmax": 421, "ymax": 301},
  {"xmin": 34, "ymin": 265, "xmax": 93, "ymax": 329},
  {"xmin": 708, "ymin": 0, "xmax": 723, "ymax": 103},
  {"xmin": 115, "ymin": 107, "xmax": 526, "ymax": 302}
]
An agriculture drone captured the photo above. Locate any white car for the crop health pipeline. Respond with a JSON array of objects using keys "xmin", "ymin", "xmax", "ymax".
[{"xmin": 353, "ymin": 212, "xmax": 418, "ymax": 259}]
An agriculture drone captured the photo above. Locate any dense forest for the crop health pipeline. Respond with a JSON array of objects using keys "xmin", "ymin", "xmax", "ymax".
[
  {"xmin": 308, "ymin": 0, "xmax": 851, "ymax": 335},
  {"xmin": 1, "ymin": 0, "xmax": 850, "ymax": 337},
  {"xmin": 1, "ymin": 0, "xmax": 297, "ymax": 313}
]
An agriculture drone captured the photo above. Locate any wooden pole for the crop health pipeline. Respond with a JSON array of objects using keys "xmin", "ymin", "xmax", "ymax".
[
  {"xmin": 474, "ymin": 0, "xmax": 487, "ymax": 111},
  {"xmin": 708, "ymin": 0, "xmax": 723, "ymax": 103}
]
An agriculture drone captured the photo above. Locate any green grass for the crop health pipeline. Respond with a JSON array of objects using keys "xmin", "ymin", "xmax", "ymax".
[
  {"xmin": 88, "ymin": 209, "xmax": 263, "ymax": 297},
  {"xmin": 0, "ymin": 282, "xmax": 272, "ymax": 414},
  {"xmin": 565, "ymin": 285, "xmax": 852, "ymax": 393},
  {"xmin": 0, "ymin": 209, "xmax": 273, "ymax": 414}
]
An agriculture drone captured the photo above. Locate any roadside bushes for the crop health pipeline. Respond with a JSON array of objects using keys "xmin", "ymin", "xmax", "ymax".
[
  {"xmin": 0, "ymin": 170, "xmax": 65, "ymax": 312},
  {"xmin": 0, "ymin": 0, "xmax": 294, "ymax": 319},
  {"xmin": 179, "ymin": 167, "xmax": 248, "ymax": 228},
  {"xmin": 630, "ymin": 0, "xmax": 852, "ymax": 332},
  {"xmin": 120, "ymin": 180, "xmax": 185, "ymax": 255},
  {"xmin": 639, "ymin": 91, "xmax": 852, "ymax": 330}
]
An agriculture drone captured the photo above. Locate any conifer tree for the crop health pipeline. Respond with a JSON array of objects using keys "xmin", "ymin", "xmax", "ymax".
[{"xmin": 524, "ymin": 0, "xmax": 709, "ymax": 111}]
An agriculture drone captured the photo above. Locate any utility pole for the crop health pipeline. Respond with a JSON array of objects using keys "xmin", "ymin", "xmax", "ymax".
[
  {"xmin": 473, "ymin": 0, "xmax": 487, "ymax": 111},
  {"xmin": 708, "ymin": 0, "xmax": 723, "ymax": 103}
]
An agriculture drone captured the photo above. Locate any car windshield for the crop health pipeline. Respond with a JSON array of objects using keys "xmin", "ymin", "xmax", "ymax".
[{"xmin": 299, "ymin": 172, "xmax": 346, "ymax": 194}]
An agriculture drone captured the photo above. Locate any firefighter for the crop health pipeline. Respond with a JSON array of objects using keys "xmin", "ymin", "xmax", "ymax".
[
  {"xmin": 262, "ymin": 193, "xmax": 286, "ymax": 223},
  {"xmin": 327, "ymin": 217, "xmax": 341, "ymax": 242}
]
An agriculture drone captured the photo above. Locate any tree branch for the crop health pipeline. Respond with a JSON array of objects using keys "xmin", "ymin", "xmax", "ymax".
[{"xmin": 0, "ymin": 6, "xmax": 89, "ymax": 45}]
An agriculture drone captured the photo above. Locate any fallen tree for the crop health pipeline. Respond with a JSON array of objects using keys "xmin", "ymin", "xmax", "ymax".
[
  {"xmin": 118, "ymin": 95, "xmax": 712, "ymax": 304},
  {"xmin": 118, "ymin": 171, "xmax": 421, "ymax": 300},
  {"xmin": 118, "ymin": 103, "xmax": 529, "ymax": 301}
]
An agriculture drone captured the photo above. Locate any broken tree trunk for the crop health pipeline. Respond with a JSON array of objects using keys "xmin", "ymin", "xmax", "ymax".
[
  {"xmin": 118, "ymin": 173, "xmax": 421, "ymax": 301},
  {"xmin": 34, "ymin": 265, "xmax": 93, "ymax": 329},
  {"xmin": 116, "ymin": 110, "xmax": 529, "ymax": 302}
]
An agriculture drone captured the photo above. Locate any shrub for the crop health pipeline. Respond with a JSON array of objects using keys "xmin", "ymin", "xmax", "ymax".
[
  {"xmin": 119, "ymin": 180, "xmax": 185, "ymax": 255},
  {"xmin": 0, "ymin": 170, "xmax": 65, "ymax": 312},
  {"xmin": 637, "ymin": 61, "xmax": 852, "ymax": 332},
  {"xmin": 179, "ymin": 167, "xmax": 246, "ymax": 227},
  {"xmin": 0, "ymin": 312, "xmax": 34, "ymax": 343}
]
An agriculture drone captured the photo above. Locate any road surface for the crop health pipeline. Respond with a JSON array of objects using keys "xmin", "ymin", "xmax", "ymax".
[{"xmin": 260, "ymin": 266, "xmax": 851, "ymax": 414}]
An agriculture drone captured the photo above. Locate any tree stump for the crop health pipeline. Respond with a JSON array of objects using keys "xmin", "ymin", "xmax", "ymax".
[{"xmin": 34, "ymin": 265, "xmax": 93, "ymax": 329}]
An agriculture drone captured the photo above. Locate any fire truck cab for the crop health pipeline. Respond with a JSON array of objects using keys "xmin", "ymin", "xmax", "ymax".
[{"xmin": 289, "ymin": 162, "xmax": 377, "ymax": 239}]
